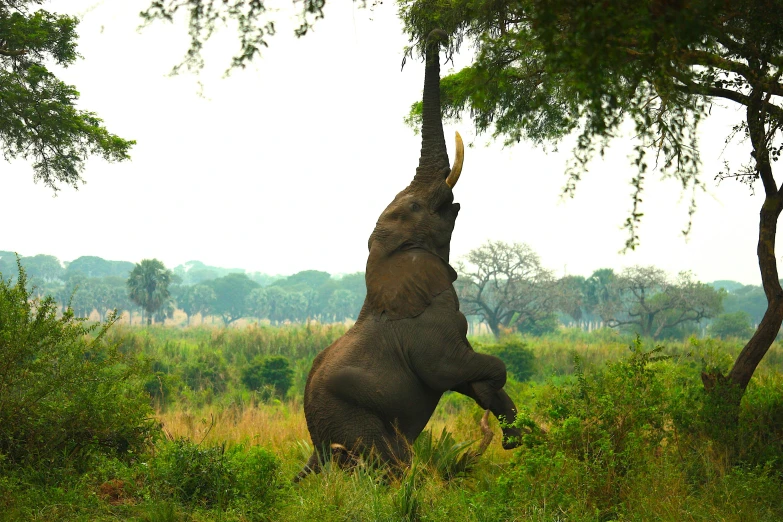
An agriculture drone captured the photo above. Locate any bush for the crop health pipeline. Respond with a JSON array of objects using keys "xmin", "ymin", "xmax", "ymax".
[
  {"xmin": 500, "ymin": 336, "xmax": 673, "ymax": 517},
  {"xmin": 181, "ymin": 351, "xmax": 228, "ymax": 393},
  {"xmin": 0, "ymin": 262, "xmax": 156, "ymax": 472},
  {"xmin": 477, "ymin": 339, "xmax": 536, "ymax": 382},
  {"xmin": 241, "ymin": 355, "xmax": 294, "ymax": 396},
  {"xmin": 151, "ymin": 438, "xmax": 280, "ymax": 509},
  {"xmin": 709, "ymin": 311, "xmax": 755, "ymax": 339}
]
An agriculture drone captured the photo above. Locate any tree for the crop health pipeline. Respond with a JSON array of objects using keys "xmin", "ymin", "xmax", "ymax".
[
  {"xmin": 139, "ymin": 0, "xmax": 327, "ymax": 75},
  {"xmin": 66, "ymin": 256, "xmax": 134, "ymax": 279},
  {"xmin": 177, "ymin": 284, "xmax": 216, "ymax": 325},
  {"xmin": 19, "ymin": 254, "xmax": 63, "ymax": 283},
  {"xmin": 399, "ymin": 0, "xmax": 783, "ymax": 402},
  {"xmin": 557, "ymin": 274, "xmax": 587, "ymax": 324},
  {"xmin": 456, "ymin": 240, "xmax": 559, "ymax": 338},
  {"xmin": 127, "ymin": 259, "xmax": 173, "ymax": 325},
  {"xmin": 723, "ymin": 284, "xmax": 767, "ymax": 326},
  {"xmin": 205, "ymin": 273, "xmax": 260, "ymax": 325},
  {"xmin": 327, "ymin": 289, "xmax": 360, "ymax": 322},
  {"xmin": 709, "ymin": 311, "xmax": 755, "ymax": 340},
  {"xmin": 1, "ymin": 1, "xmax": 134, "ymax": 189},
  {"xmin": 599, "ymin": 266, "xmax": 724, "ymax": 339}
]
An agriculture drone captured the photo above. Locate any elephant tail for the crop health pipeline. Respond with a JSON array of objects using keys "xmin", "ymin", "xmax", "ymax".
[{"xmin": 292, "ymin": 450, "xmax": 320, "ymax": 484}]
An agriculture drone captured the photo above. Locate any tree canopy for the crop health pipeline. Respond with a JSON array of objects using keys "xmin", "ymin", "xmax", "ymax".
[
  {"xmin": 127, "ymin": 259, "xmax": 173, "ymax": 325},
  {"xmin": 456, "ymin": 240, "xmax": 559, "ymax": 337},
  {"xmin": 139, "ymin": 0, "xmax": 327, "ymax": 74},
  {"xmin": 0, "ymin": 0, "xmax": 134, "ymax": 189},
  {"xmin": 398, "ymin": 0, "xmax": 783, "ymax": 401}
]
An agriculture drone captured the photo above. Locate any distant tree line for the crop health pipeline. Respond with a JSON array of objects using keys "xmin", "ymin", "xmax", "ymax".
[{"xmin": 0, "ymin": 248, "xmax": 766, "ymax": 339}]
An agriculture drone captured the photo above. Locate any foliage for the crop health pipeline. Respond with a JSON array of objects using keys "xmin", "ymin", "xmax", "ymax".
[
  {"xmin": 413, "ymin": 427, "xmax": 478, "ymax": 480},
  {"xmin": 241, "ymin": 355, "xmax": 294, "ymax": 397},
  {"xmin": 599, "ymin": 266, "xmax": 724, "ymax": 338},
  {"xmin": 401, "ymin": 0, "xmax": 781, "ymax": 246},
  {"xmin": 723, "ymin": 284, "xmax": 768, "ymax": 325},
  {"xmin": 480, "ymin": 339, "xmax": 536, "ymax": 382},
  {"xmin": 709, "ymin": 311, "xmax": 756, "ymax": 340},
  {"xmin": 400, "ymin": 0, "xmax": 783, "ymax": 399},
  {"xmin": 181, "ymin": 351, "xmax": 228, "ymax": 393},
  {"xmin": 66, "ymin": 256, "xmax": 134, "ymax": 279},
  {"xmin": 151, "ymin": 438, "xmax": 280, "ymax": 509},
  {"xmin": 139, "ymin": 0, "xmax": 327, "ymax": 74},
  {"xmin": 0, "ymin": 261, "xmax": 156, "ymax": 471},
  {"xmin": 501, "ymin": 337, "xmax": 674, "ymax": 516},
  {"xmin": 456, "ymin": 241, "xmax": 559, "ymax": 338},
  {"xmin": 18, "ymin": 254, "xmax": 63, "ymax": 283},
  {"xmin": 205, "ymin": 273, "xmax": 260, "ymax": 324},
  {"xmin": 127, "ymin": 259, "xmax": 173, "ymax": 326},
  {"xmin": 0, "ymin": 1, "xmax": 134, "ymax": 189},
  {"xmin": 175, "ymin": 283, "xmax": 216, "ymax": 325},
  {"xmin": 1, "ymin": 325, "xmax": 783, "ymax": 519}
]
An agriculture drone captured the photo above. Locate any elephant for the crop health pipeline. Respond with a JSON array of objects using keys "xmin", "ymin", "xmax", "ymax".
[{"xmin": 296, "ymin": 29, "xmax": 521, "ymax": 481}]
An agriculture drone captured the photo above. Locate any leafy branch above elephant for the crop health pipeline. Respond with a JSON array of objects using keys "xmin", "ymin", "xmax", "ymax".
[{"xmin": 296, "ymin": 29, "xmax": 521, "ymax": 480}]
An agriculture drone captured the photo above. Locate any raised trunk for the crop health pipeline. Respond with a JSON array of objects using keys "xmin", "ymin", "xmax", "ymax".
[{"xmin": 413, "ymin": 29, "xmax": 450, "ymax": 186}]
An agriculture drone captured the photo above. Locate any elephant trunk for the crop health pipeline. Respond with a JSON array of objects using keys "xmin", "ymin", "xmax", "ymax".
[{"xmin": 413, "ymin": 29, "xmax": 450, "ymax": 186}]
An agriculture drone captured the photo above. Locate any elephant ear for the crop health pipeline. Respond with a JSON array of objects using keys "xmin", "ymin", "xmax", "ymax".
[{"xmin": 365, "ymin": 248, "xmax": 458, "ymax": 320}]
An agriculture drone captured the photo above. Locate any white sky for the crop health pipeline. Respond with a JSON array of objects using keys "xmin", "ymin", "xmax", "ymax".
[{"xmin": 2, "ymin": 0, "xmax": 771, "ymax": 284}]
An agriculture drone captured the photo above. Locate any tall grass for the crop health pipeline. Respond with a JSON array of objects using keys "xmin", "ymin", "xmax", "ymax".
[{"xmin": 3, "ymin": 325, "xmax": 782, "ymax": 521}]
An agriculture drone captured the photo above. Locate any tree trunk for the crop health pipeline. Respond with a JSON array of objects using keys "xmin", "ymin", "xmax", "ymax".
[
  {"xmin": 704, "ymin": 92, "xmax": 783, "ymax": 407},
  {"xmin": 723, "ymin": 195, "xmax": 783, "ymax": 391},
  {"xmin": 489, "ymin": 320, "xmax": 501, "ymax": 339}
]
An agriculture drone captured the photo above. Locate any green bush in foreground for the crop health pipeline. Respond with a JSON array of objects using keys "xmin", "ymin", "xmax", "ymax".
[
  {"xmin": 151, "ymin": 438, "xmax": 280, "ymax": 510},
  {"xmin": 0, "ymin": 262, "xmax": 156, "ymax": 473}
]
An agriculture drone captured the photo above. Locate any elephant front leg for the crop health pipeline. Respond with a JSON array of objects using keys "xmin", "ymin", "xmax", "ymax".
[{"xmin": 451, "ymin": 382, "xmax": 522, "ymax": 449}]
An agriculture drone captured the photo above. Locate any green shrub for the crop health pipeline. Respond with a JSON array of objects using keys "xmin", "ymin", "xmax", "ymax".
[
  {"xmin": 413, "ymin": 427, "xmax": 478, "ymax": 480},
  {"xmin": 0, "ymin": 262, "xmax": 156, "ymax": 472},
  {"xmin": 477, "ymin": 339, "xmax": 536, "ymax": 382},
  {"xmin": 709, "ymin": 311, "xmax": 755, "ymax": 339},
  {"xmin": 241, "ymin": 355, "xmax": 294, "ymax": 396},
  {"xmin": 500, "ymin": 336, "xmax": 673, "ymax": 517},
  {"xmin": 181, "ymin": 351, "xmax": 228, "ymax": 393},
  {"xmin": 151, "ymin": 438, "xmax": 280, "ymax": 509}
]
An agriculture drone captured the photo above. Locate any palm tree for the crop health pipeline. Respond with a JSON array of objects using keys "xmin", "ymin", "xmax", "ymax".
[{"xmin": 127, "ymin": 259, "xmax": 172, "ymax": 325}]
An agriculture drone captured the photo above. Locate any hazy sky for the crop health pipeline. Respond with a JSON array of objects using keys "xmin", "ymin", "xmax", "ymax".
[{"xmin": 3, "ymin": 0, "xmax": 770, "ymax": 284}]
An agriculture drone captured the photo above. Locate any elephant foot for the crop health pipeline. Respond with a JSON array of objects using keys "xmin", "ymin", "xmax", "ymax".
[{"xmin": 501, "ymin": 427, "xmax": 522, "ymax": 450}]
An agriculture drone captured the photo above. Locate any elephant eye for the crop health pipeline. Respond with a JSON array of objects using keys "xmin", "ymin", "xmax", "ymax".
[{"xmin": 410, "ymin": 202, "xmax": 421, "ymax": 212}]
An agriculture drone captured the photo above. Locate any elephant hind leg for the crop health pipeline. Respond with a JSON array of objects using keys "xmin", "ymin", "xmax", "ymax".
[{"xmin": 293, "ymin": 450, "xmax": 321, "ymax": 483}]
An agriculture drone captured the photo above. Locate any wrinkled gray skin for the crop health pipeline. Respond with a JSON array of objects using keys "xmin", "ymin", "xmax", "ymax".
[{"xmin": 297, "ymin": 30, "xmax": 520, "ymax": 481}]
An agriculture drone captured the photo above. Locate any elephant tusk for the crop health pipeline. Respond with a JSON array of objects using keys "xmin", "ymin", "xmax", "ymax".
[
  {"xmin": 445, "ymin": 131, "xmax": 464, "ymax": 188},
  {"xmin": 475, "ymin": 409, "xmax": 494, "ymax": 456}
]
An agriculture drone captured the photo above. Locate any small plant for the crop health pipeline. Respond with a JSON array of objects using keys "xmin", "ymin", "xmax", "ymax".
[
  {"xmin": 151, "ymin": 437, "xmax": 280, "ymax": 509},
  {"xmin": 394, "ymin": 462, "xmax": 421, "ymax": 521},
  {"xmin": 413, "ymin": 427, "xmax": 479, "ymax": 480},
  {"xmin": 241, "ymin": 355, "xmax": 294, "ymax": 397}
]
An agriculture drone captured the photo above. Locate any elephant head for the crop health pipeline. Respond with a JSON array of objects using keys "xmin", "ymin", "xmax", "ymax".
[{"xmin": 369, "ymin": 30, "xmax": 463, "ymax": 263}]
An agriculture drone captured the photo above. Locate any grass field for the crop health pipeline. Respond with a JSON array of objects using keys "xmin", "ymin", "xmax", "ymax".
[{"xmin": 2, "ymin": 325, "xmax": 782, "ymax": 521}]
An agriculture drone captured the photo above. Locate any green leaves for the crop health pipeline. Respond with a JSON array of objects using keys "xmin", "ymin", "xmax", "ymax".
[
  {"xmin": 0, "ymin": 2, "xmax": 134, "ymax": 189},
  {"xmin": 400, "ymin": 0, "xmax": 783, "ymax": 248},
  {"xmin": 127, "ymin": 259, "xmax": 174, "ymax": 325},
  {"xmin": 0, "ymin": 260, "xmax": 155, "ymax": 471}
]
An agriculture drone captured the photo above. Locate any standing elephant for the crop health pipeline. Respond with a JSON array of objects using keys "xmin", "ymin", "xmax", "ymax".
[{"xmin": 297, "ymin": 29, "xmax": 521, "ymax": 480}]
